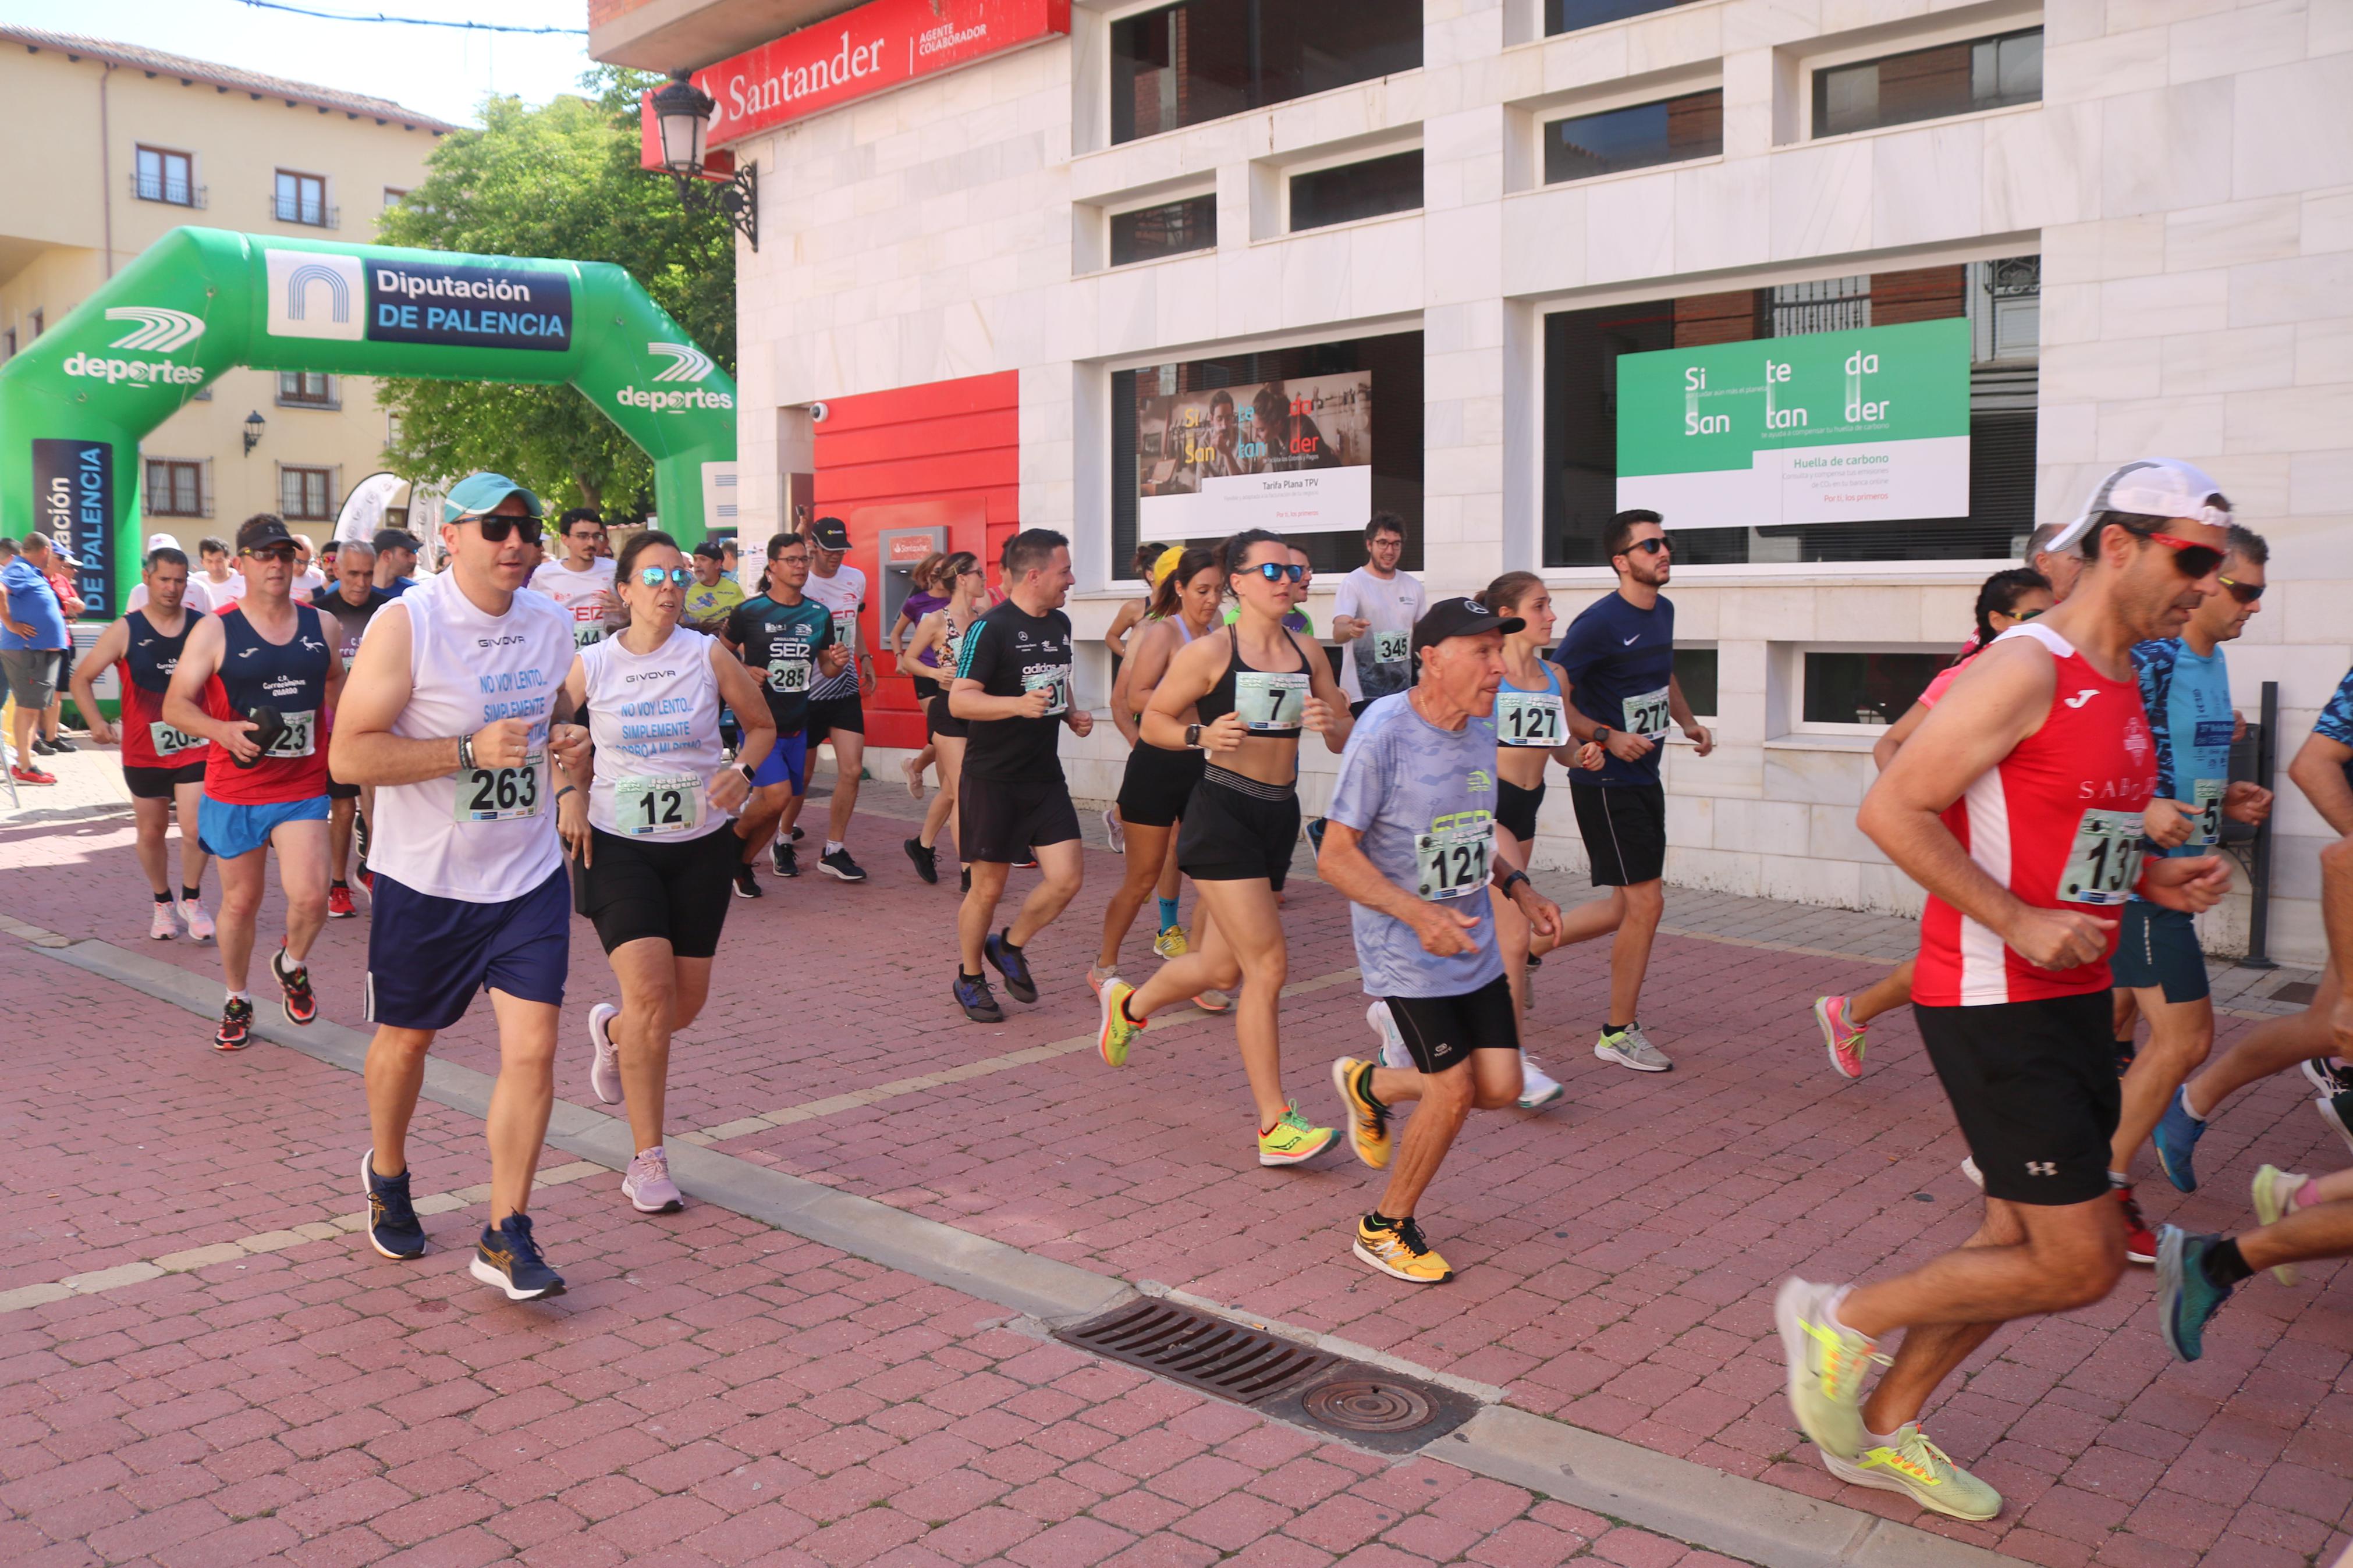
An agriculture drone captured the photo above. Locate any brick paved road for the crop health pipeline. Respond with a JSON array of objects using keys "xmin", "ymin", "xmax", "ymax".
[{"xmin": 5, "ymin": 756, "xmax": 2349, "ymax": 1566}]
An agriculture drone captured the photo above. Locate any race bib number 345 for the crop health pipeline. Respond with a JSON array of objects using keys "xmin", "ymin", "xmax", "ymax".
[
  {"xmin": 1371, "ymin": 630, "xmax": 1410, "ymax": 665},
  {"xmin": 2059, "ymin": 809, "xmax": 2143, "ymax": 905}
]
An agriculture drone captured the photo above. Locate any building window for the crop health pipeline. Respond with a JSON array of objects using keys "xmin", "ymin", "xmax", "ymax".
[
  {"xmin": 1546, "ymin": 90, "xmax": 1722, "ymax": 184},
  {"xmin": 1674, "ymin": 649, "xmax": 1719, "ymax": 717},
  {"xmin": 2, "ymin": 328, "xmax": 13, "ymax": 359},
  {"xmin": 135, "ymin": 145, "xmax": 198, "ymax": 206},
  {"xmin": 1548, "ymin": 0, "xmax": 1699, "ymax": 33},
  {"xmin": 1110, "ymin": 194, "xmax": 1217, "ymax": 266},
  {"xmin": 1813, "ymin": 28, "xmax": 2042, "ymax": 139},
  {"xmin": 280, "ymin": 465, "xmax": 335, "ymax": 521},
  {"xmin": 145, "ymin": 460, "xmax": 207, "ymax": 519},
  {"xmin": 275, "ymin": 169, "xmax": 332, "ymax": 227},
  {"xmin": 384, "ymin": 187, "xmax": 409, "ymax": 208},
  {"xmin": 29, "ymin": 309, "xmax": 42, "ymax": 339},
  {"xmin": 1541, "ymin": 255, "xmax": 2041, "ymax": 567},
  {"xmin": 1110, "ymin": 0, "xmax": 1421, "ymax": 144},
  {"xmin": 1801, "ymin": 650, "xmax": 1951, "ymax": 730},
  {"xmin": 278, "ymin": 371, "xmax": 335, "ymax": 407},
  {"xmin": 1113, "ymin": 330, "xmax": 1423, "ymax": 577},
  {"xmin": 1290, "ymin": 150, "xmax": 1422, "ymax": 233}
]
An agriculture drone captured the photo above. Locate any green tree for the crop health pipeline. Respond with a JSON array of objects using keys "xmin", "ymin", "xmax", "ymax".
[{"xmin": 374, "ymin": 67, "xmax": 735, "ymax": 515}]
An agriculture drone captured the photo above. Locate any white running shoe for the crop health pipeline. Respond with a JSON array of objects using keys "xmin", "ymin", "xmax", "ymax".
[
  {"xmin": 1960, "ymin": 1155, "xmax": 1983, "ymax": 1190},
  {"xmin": 149, "ymin": 902, "xmax": 177, "ymax": 940},
  {"xmin": 1102, "ymin": 806, "xmax": 1124, "ymax": 854},
  {"xmin": 587, "ymin": 1003, "xmax": 621, "ymax": 1105},
  {"xmin": 1595, "ymin": 1023, "xmax": 1671, "ymax": 1072},
  {"xmin": 1367, "ymin": 1000, "xmax": 1412, "ymax": 1071},
  {"xmin": 1517, "ymin": 1054, "xmax": 1565, "ymax": 1110},
  {"xmin": 178, "ymin": 897, "xmax": 215, "ymax": 941},
  {"xmin": 621, "ymin": 1147, "xmax": 684, "ymax": 1214},
  {"xmin": 900, "ymin": 755, "xmax": 925, "ymax": 801}
]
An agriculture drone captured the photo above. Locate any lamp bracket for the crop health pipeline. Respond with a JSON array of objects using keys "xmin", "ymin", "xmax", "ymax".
[{"xmin": 668, "ymin": 162, "xmax": 757, "ymax": 251}]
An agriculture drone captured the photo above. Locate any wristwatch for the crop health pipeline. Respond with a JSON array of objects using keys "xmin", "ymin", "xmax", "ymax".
[
  {"xmin": 1499, "ymin": 869, "xmax": 1531, "ymax": 897},
  {"xmin": 1591, "ymin": 726, "xmax": 1612, "ymax": 745},
  {"xmin": 737, "ymin": 761, "xmax": 758, "ymax": 785},
  {"xmin": 1184, "ymin": 722, "xmax": 1203, "ymax": 749}
]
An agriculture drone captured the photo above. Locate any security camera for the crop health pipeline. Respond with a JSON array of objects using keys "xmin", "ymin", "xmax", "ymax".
[{"xmin": 808, "ymin": 401, "xmax": 830, "ymax": 422}]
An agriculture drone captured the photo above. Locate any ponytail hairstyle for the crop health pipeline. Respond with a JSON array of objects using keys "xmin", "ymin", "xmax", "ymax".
[
  {"xmin": 1216, "ymin": 527, "xmax": 1289, "ymax": 591},
  {"xmin": 1480, "ymin": 571, "xmax": 1544, "ymax": 620},
  {"xmin": 935, "ymin": 550, "xmax": 980, "ymax": 600},
  {"xmin": 1146, "ymin": 546, "xmax": 1220, "ymax": 621},
  {"xmin": 1968, "ymin": 566, "xmax": 2053, "ymax": 657}
]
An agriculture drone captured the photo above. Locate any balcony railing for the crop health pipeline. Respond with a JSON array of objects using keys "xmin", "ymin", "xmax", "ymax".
[
  {"xmin": 131, "ymin": 172, "xmax": 206, "ymax": 207},
  {"xmin": 270, "ymin": 194, "xmax": 338, "ymax": 229}
]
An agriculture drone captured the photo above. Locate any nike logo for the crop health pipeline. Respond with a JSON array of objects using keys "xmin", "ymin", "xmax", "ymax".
[
  {"xmin": 1622, "ymin": 635, "xmax": 1639, "ymax": 645},
  {"xmin": 2063, "ymin": 689, "xmax": 2099, "ymax": 708}
]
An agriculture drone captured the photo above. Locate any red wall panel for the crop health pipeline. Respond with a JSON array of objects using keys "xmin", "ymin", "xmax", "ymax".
[{"xmin": 812, "ymin": 370, "xmax": 1020, "ymax": 751}]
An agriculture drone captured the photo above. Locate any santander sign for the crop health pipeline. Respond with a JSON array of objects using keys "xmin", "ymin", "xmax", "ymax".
[{"xmin": 644, "ymin": 0, "xmax": 1069, "ymax": 159}]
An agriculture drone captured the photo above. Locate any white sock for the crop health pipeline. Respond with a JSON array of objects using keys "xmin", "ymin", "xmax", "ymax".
[
  {"xmin": 2181, "ymin": 1089, "xmax": 2207, "ymax": 1123},
  {"xmin": 825, "ymin": 840, "xmax": 844, "ymax": 856},
  {"xmin": 1823, "ymin": 1285, "xmax": 1868, "ymax": 1342},
  {"xmin": 225, "ymin": 989, "xmax": 249, "ymax": 1004},
  {"xmin": 1865, "ymin": 1424, "xmax": 1907, "ymax": 1447}
]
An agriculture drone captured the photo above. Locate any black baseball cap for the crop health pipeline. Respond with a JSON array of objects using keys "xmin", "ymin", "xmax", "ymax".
[
  {"xmin": 236, "ymin": 515, "xmax": 296, "ymax": 553},
  {"xmin": 808, "ymin": 516, "xmax": 850, "ymax": 552},
  {"xmin": 372, "ymin": 528, "xmax": 421, "ymax": 554},
  {"xmin": 1410, "ymin": 597, "xmax": 1524, "ymax": 655},
  {"xmin": 690, "ymin": 538, "xmax": 725, "ymax": 560}
]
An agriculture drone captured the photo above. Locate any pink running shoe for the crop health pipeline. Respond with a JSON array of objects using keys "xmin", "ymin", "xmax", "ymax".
[
  {"xmin": 622, "ymin": 1147, "xmax": 683, "ymax": 1214},
  {"xmin": 587, "ymin": 1003, "xmax": 621, "ymax": 1105},
  {"xmin": 1815, "ymin": 995, "xmax": 1866, "ymax": 1079},
  {"xmin": 150, "ymin": 902, "xmax": 177, "ymax": 941},
  {"xmin": 178, "ymin": 897, "xmax": 215, "ymax": 941}
]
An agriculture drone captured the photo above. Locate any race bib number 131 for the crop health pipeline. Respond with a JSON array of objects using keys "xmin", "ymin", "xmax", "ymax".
[{"xmin": 2059, "ymin": 809, "xmax": 2143, "ymax": 905}]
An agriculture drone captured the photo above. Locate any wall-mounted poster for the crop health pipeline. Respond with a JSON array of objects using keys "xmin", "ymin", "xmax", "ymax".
[{"xmin": 1136, "ymin": 372, "xmax": 1372, "ymax": 536}]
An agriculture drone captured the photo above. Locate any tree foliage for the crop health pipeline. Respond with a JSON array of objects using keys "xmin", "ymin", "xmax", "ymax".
[{"xmin": 374, "ymin": 69, "xmax": 735, "ymax": 515}]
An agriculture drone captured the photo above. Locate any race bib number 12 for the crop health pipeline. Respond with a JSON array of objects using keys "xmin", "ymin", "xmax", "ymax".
[{"xmin": 615, "ymin": 773, "xmax": 703, "ymax": 836}]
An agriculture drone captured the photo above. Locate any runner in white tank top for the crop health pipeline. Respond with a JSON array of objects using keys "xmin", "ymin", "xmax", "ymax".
[
  {"xmin": 327, "ymin": 472, "xmax": 586, "ymax": 1303},
  {"xmin": 555, "ymin": 531, "xmax": 776, "ymax": 1218}
]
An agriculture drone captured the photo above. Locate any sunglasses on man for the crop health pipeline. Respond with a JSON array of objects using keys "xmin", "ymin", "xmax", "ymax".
[
  {"xmin": 2217, "ymin": 574, "xmax": 2263, "ymax": 605},
  {"xmin": 2132, "ymin": 528, "xmax": 2226, "ymax": 581},
  {"xmin": 460, "ymin": 514, "xmax": 540, "ymax": 542},
  {"xmin": 242, "ymin": 544, "xmax": 299, "ymax": 564},
  {"xmin": 1621, "ymin": 536, "xmax": 1670, "ymax": 556}
]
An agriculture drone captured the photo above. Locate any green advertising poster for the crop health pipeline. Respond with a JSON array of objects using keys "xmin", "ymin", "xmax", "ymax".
[{"xmin": 1615, "ymin": 318, "xmax": 1971, "ymax": 527}]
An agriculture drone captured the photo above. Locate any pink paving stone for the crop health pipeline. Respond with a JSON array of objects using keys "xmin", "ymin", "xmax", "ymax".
[
  {"xmin": 1003, "ymin": 1515, "xmax": 1139, "ymax": 1568},
  {"xmin": 1219, "ymin": 1537, "xmax": 1341, "ymax": 1568},
  {"xmin": 1588, "ymin": 1526, "xmax": 1694, "ymax": 1567},
  {"xmin": 920, "ymin": 1504, "xmax": 1045, "ymax": 1565}
]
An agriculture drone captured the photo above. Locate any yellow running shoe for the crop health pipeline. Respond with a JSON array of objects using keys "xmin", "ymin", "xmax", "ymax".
[
  {"xmin": 1353, "ymin": 1214, "xmax": 1451, "ymax": 1283},
  {"xmin": 1154, "ymin": 926, "xmax": 1190, "ymax": 959},
  {"xmin": 1824, "ymin": 1425, "xmax": 2000, "ymax": 1521},
  {"xmin": 1330, "ymin": 1057, "xmax": 1390, "ymax": 1169},
  {"xmin": 1098, "ymin": 979, "xmax": 1144, "ymax": 1068},
  {"xmin": 2252, "ymin": 1165, "xmax": 2308, "ymax": 1285},
  {"xmin": 1257, "ymin": 1104, "xmax": 1337, "ymax": 1167}
]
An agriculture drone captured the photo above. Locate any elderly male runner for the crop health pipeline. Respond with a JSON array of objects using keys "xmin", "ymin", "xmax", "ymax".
[
  {"xmin": 1777, "ymin": 460, "xmax": 2237, "ymax": 1521},
  {"xmin": 331, "ymin": 474, "xmax": 581, "ymax": 1302}
]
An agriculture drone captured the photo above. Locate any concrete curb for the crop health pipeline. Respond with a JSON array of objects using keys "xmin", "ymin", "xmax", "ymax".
[{"xmin": 41, "ymin": 933, "xmax": 2026, "ymax": 1568}]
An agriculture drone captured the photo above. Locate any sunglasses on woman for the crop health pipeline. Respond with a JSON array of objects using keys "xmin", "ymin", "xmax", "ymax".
[
  {"xmin": 636, "ymin": 566, "xmax": 694, "ymax": 586},
  {"xmin": 463, "ymin": 514, "xmax": 538, "ymax": 543},
  {"xmin": 2218, "ymin": 574, "xmax": 2264, "ymax": 605},
  {"xmin": 1248, "ymin": 562, "xmax": 1306, "ymax": 583}
]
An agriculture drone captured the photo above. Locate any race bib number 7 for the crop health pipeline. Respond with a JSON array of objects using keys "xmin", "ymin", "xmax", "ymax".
[
  {"xmin": 1234, "ymin": 670, "xmax": 1308, "ymax": 731},
  {"xmin": 1416, "ymin": 814, "xmax": 1494, "ymax": 901},
  {"xmin": 2059, "ymin": 809, "xmax": 2143, "ymax": 905},
  {"xmin": 454, "ymin": 750, "xmax": 543, "ymax": 823},
  {"xmin": 1621, "ymin": 686, "xmax": 1671, "ymax": 739}
]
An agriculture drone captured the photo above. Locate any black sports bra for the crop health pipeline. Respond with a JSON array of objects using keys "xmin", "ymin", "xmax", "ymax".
[{"xmin": 1197, "ymin": 624, "xmax": 1308, "ymax": 739}]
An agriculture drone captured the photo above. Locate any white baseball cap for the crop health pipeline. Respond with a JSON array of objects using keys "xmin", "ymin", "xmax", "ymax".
[
  {"xmin": 146, "ymin": 532, "xmax": 178, "ymax": 552},
  {"xmin": 2046, "ymin": 458, "xmax": 2232, "ymax": 554}
]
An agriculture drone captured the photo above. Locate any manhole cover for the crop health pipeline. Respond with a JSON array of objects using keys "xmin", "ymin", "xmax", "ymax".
[
  {"xmin": 2271, "ymin": 980, "xmax": 2319, "ymax": 1006},
  {"xmin": 1304, "ymin": 1378, "xmax": 1433, "ymax": 1432}
]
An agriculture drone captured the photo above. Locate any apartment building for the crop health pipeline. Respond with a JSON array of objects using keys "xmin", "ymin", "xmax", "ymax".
[
  {"xmin": 0, "ymin": 27, "xmax": 451, "ymax": 551},
  {"xmin": 594, "ymin": 0, "xmax": 2353, "ymax": 965}
]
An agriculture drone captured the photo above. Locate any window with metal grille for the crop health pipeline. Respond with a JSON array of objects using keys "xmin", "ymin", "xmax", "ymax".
[
  {"xmin": 1110, "ymin": 194, "xmax": 1217, "ymax": 266},
  {"xmin": 1770, "ymin": 275, "xmax": 1871, "ymax": 336},
  {"xmin": 136, "ymin": 146, "xmax": 196, "ymax": 205},
  {"xmin": 275, "ymin": 170, "xmax": 330, "ymax": 226},
  {"xmin": 1110, "ymin": 0, "xmax": 1421, "ymax": 144},
  {"xmin": 145, "ymin": 460, "xmax": 206, "ymax": 518},
  {"xmin": 1290, "ymin": 150, "xmax": 1422, "ymax": 232},
  {"xmin": 281, "ymin": 466, "xmax": 334, "ymax": 521},
  {"xmin": 278, "ymin": 371, "xmax": 333, "ymax": 407},
  {"xmin": 1813, "ymin": 28, "xmax": 2042, "ymax": 139},
  {"xmin": 1545, "ymin": 90, "xmax": 1722, "ymax": 183}
]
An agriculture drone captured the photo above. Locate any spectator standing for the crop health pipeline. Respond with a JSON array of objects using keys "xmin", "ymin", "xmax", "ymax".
[{"xmin": 0, "ymin": 536, "xmax": 70, "ymax": 784}]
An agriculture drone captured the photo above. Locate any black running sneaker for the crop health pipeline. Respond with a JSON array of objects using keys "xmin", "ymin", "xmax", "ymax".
[
  {"xmin": 272, "ymin": 946, "xmax": 316, "ymax": 1025},
  {"xmin": 214, "ymin": 995, "xmax": 254, "ymax": 1051},
  {"xmin": 904, "ymin": 837, "xmax": 938, "ymax": 884},
  {"xmin": 361, "ymin": 1150, "xmax": 426, "ymax": 1260},
  {"xmin": 954, "ymin": 971, "xmax": 1004, "ymax": 1023},
  {"xmin": 775, "ymin": 844, "xmax": 800, "ymax": 878},
  {"xmin": 819, "ymin": 847, "xmax": 867, "ymax": 883},
  {"xmin": 959, "ymin": 867, "xmax": 971, "ymax": 894},
  {"xmin": 470, "ymin": 1213, "xmax": 564, "ymax": 1300},
  {"xmin": 985, "ymin": 929, "xmax": 1038, "ymax": 1004},
  {"xmin": 790, "ymin": 825, "xmax": 805, "ymax": 841},
  {"xmin": 733, "ymin": 863, "xmax": 762, "ymax": 899}
]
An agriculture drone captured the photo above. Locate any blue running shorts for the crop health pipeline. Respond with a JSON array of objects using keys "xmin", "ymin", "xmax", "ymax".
[
  {"xmin": 365, "ymin": 865, "xmax": 569, "ymax": 1031},
  {"xmin": 750, "ymin": 728, "xmax": 807, "ymax": 794},
  {"xmin": 197, "ymin": 795, "xmax": 330, "ymax": 860}
]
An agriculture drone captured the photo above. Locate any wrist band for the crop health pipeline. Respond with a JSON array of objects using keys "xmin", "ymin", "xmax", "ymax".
[
  {"xmin": 737, "ymin": 762, "xmax": 758, "ymax": 784},
  {"xmin": 555, "ymin": 785, "xmax": 576, "ymax": 802},
  {"xmin": 1500, "ymin": 869, "xmax": 1530, "ymax": 895},
  {"xmin": 457, "ymin": 733, "xmax": 477, "ymax": 771}
]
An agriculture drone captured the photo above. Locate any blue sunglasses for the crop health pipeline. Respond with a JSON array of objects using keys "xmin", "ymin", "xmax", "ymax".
[{"xmin": 636, "ymin": 566, "xmax": 693, "ymax": 586}]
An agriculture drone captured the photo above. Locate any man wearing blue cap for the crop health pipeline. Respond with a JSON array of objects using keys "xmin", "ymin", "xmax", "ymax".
[{"xmin": 331, "ymin": 472, "xmax": 584, "ymax": 1303}]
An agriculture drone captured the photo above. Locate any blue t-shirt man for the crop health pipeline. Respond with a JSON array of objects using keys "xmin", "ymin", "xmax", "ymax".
[
  {"xmin": 1553, "ymin": 592, "xmax": 1674, "ymax": 787},
  {"xmin": 0, "ymin": 555, "xmax": 67, "ymax": 652},
  {"xmin": 2132, "ymin": 637, "xmax": 2235, "ymax": 857},
  {"xmin": 1326, "ymin": 692, "xmax": 1505, "ymax": 1000}
]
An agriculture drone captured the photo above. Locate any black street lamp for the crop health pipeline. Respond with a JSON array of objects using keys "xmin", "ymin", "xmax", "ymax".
[
  {"xmin": 652, "ymin": 72, "xmax": 758, "ymax": 250},
  {"xmin": 243, "ymin": 409, "xmax": 265, "ymax": 455}
]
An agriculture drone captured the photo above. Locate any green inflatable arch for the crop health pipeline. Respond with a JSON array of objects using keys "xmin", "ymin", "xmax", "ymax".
[{"xmin": 0, "ymin": 226, "xmax": 737, "ymax": 616}]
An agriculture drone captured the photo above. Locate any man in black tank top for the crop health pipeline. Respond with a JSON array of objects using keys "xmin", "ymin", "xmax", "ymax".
[
  {"xmin": 946, "ymin": 530, "xmax": 1093, "ymax": 1022},
  {"xmin": 72, "ymin": 546, "xmax": 216, "ymax": 942}
]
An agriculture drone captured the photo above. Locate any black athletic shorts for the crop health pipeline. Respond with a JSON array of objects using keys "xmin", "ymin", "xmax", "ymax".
[
  {"xmin": 1570, "ymin": 781, "xmax": 1665, "ymax": 886},
  {"xmin": 1914, "ymin": 992, "xmax": 2120, "ymax": 1207},
  {"xmin": 910, "ymin": 673, "xmax": 943, "ymax": 703},
  {"xmin": 573, "ymin": 826, "xmax": 740, "ymax": 959},
  {"xmin": 326, "ymin": 772, "xmax": 361, "ymax": 802},
  {"xmin": 1384, "ymin": 975, "xmax": 1518, "ymax": 1075},
  {"xmin": 960, "ymin": 771, "xmax": 1081, "ymax": 865},
  {"xmin": 123, "ymin": 760, "xmax": 205, "ymax": 799},
  {"xmin": 805, "ymin": 694, "xmax": 864, "ymax": 744},
  {"xmin": 1116, "ymin": 743, "xmax": 1206, "ymax": 829},
  {"xmin": 1177, "ymin": 767, "xmax": 1299, "ymax": 890},
  {"xmin": 1496, "ymin": 777, "xmax": 1544, "ymax": 843},
  {"xmin": 928, "ymin": 692, "xmax": 968, "ymax": 740},
  {"xmin": 2109, "ymin": 904, "xmax": 2210, "ymax": 1004}
]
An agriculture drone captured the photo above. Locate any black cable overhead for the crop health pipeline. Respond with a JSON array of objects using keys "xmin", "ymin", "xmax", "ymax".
[{"xmin": 233, "ymin": 0, "xmax": 587, "ymax": 33}]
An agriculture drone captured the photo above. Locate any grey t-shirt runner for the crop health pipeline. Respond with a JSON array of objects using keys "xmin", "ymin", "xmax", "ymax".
[{"xmin": 1325, "ymin": 692, "xmax": 1506, "ymax": 1000}]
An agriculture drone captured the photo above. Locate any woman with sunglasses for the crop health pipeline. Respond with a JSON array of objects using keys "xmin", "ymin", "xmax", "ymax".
[
  {"xmin": 1815, "ymin": 567, "xmax": 2054, "ymax": 1079},
  {"xmin": 900, "ymin": 552, "xmax": 989, "ymax": 890},
  {"xmin": 556, "ymin": 531, "xmax": 777, "ymax": 1217},
  {"xmin": 891, "ymin": 553, "xmax": 949, "ymax": 801},
  {"xmin": 1096, "ymin": 529, "xmax": 1354, "ymax": 1168},
  {"xmin": 1092, "ymin": 546, "xmax": 1225, "ymax": 1004}
]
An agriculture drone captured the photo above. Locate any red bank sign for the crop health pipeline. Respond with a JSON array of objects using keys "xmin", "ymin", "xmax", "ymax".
[{"xmin": 645, "ymin": 0, "xmax": 1069, "ymax": 159}]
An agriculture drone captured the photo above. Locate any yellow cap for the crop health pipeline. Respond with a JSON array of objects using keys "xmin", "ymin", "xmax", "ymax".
[{"xmin": 1151, "ymin": 544, "xmax": 1185, "ymax": 585}]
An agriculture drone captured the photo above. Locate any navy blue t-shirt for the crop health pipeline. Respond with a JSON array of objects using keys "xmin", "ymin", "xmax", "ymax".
[{"xmin": 1553, "ymin": 592, "xmax": 1675, "ymax": 787}]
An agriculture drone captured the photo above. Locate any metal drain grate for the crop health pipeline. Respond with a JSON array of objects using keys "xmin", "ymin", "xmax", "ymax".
[{"xmin": 1054, "ymin": 1299, "xmax": 1479, "ymax": 1453}]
